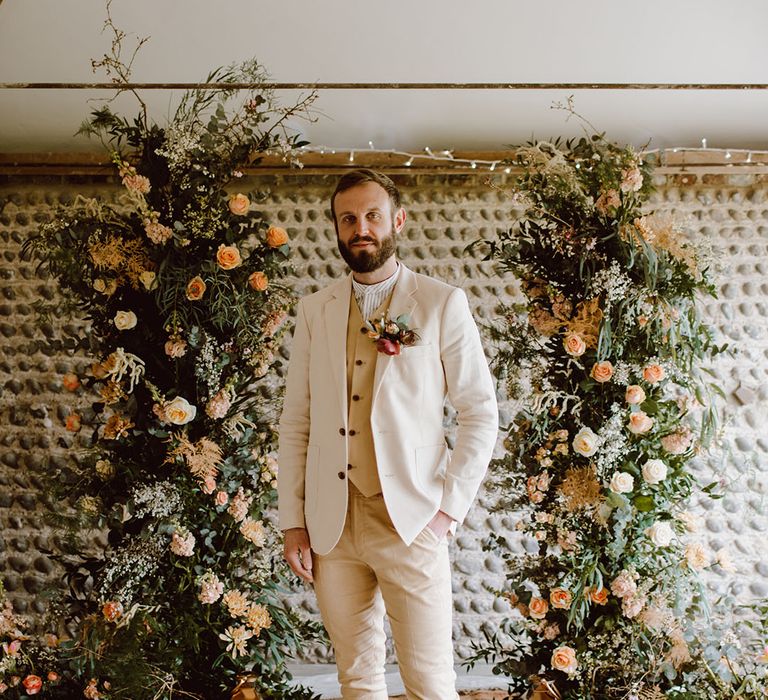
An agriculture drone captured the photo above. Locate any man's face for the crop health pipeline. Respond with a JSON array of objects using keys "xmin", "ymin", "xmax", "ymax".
[{"xmin": 333, "ymin": 181, "xmax": 406, "ymax": 273}]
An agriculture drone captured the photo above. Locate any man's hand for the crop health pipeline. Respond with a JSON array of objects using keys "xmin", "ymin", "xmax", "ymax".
[
  {"xmin": 283, "ymin": 527, "xmax": 314, "ymax": 583},
  {"xmin": 427, "ymin": 510, "xmax": 454, "ymax": 541}
]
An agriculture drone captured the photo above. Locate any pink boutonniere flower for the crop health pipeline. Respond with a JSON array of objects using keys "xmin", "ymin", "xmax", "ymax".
[{"xmin": 366, "ymin": 313, "xmax": 420, "ymax": 356}]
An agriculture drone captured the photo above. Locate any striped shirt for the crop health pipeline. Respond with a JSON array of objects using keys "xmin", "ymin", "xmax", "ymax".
[{"xmin": 352, "ymin": 263, "xmax": 401, "ymax": 322}]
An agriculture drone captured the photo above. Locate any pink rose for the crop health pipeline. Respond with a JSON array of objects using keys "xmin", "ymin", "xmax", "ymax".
[
  {"xmin": 376, "ymin": 338, "xmax": 401, "ymax": 356},
  {"xmin": 202, "ymin": 476, "xmax": 217, "ymax": 494},
  {"xmin": 215, "ymin": 491, "xmax": 229, "ymax": 506},
  {"xmin": 228, "ymin": 193, "xmax": 250, "ymax": 216}
]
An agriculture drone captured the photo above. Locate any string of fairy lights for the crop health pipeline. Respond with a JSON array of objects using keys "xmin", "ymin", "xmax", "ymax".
[{"xmin": 298, "ymin": 139, "xmax": 767, "ymax": 171}]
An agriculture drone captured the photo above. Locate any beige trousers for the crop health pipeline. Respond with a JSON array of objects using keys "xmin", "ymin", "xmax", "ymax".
[{"xmin": 313, "ymin": 484, "xmax": 459, "ymax": 700}]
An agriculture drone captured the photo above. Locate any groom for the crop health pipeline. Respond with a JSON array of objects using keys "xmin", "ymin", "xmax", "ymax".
[{"xmin": 278, "ymin": 169, "xmax": 498, "ymax": 698}]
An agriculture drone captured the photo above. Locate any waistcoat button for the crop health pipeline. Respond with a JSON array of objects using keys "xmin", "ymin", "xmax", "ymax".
[
  {"xmin": 337, "ymin": 471, "xmax": 345, "ymax": 480},
  {"xmin": 339, "ymin": 428, "xmax": 346, "ymax": 436}
]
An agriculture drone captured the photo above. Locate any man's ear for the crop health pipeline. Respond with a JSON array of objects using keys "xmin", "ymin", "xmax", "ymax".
[{"xmin": 394, "ymin": 207, "xmax": 407, "ymax": 233}]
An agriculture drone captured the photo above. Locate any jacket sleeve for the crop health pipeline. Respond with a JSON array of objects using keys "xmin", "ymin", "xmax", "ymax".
[
  {"xmin": 277, "ymin": 298, "xmax": 312, "ymax": 531},
  {"xmin": 438, "ymin": 287, "xmax": 498, "ymax": 523}
]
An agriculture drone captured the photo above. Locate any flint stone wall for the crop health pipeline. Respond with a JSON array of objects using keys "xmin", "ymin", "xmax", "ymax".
[{"xmin": 0, "ymin": 171, "xmax": 766, "ymax": 662}]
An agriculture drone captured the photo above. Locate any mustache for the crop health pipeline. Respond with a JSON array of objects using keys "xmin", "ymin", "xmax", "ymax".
[{"xmin": 349, "ymin": 236, "xmax": 378, "ymax": 246}]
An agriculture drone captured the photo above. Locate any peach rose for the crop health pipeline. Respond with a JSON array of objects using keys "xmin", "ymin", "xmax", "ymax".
[
  {"xmin": 186, "ymin": 276, "xmax": 206, "ymax": 301},
  {"xmin": 266, "ymin": 225, "xmax": 289, "ymax": 247},
  {"xmin": 625, "ymin": 385, "xmax": 646, "ymax": 405},
  {"xmin": 551, "ymin": 645, "xmax": 578, "ymax": 675},
  {"xmin": 102, "ymin": 600, "xmax": 123, "ymax": 622},
  {"xmin": 65, "ymin": 413, "xmax": 81, "ymax": 432},
  {"xmin": 528, "ymin": 597, "xmax": 549, "ymax": 619},
  {"xmin": 216, "ymin": 244, "xmax": 242, "ymax": 270},
  {"xmin": 22, "ymin": 675, "xmax": 42, "ymax": 695},
  {"xmin": 93, "ymin": 278, "xmax": 106, "ymax": 293},
  {"xmin": 628, "ymin": 411, "xmax": 654, "ymax": 434},
  {"xmin": 248, "ymin": 271, "xmax": 269, "ymax": 291},
  {"xmin": 202, "ymin": 475, "xmax": 217, "ymax": 495},
  {"xmin": 215, "ymin": 491, "xmax": 229, "ymax": 506},
  {"xmin": 228, "ymin": 193, "xmax": 250, "ymax": 216},
  {"xmin": 165, "ymin": 337, "xmax": 187, "ymax": 358},
  {"xmin": 590, "ymin": 361, "xmax": 613, "ymax": 383},
  {"xmin": 563, "ymin": 332, "xmax": 586, "ymax": 357},
  {"xmin": 113, "ymin": 310, "xmax": 137, "ymax": 331},
  {"xmin": 589, "ymin": 587, "xmax": 609, "ymax": 605},
  {"xmin": 62, "ymin": 373, "xmax": 80, "ymax": 392},
  {"xmin": 642, "ymin": 364, "xmax": 665, "ymax": 384},
  {"xmin": 549, "ymin": 588, "xmax": 573, "ymax": 610}
]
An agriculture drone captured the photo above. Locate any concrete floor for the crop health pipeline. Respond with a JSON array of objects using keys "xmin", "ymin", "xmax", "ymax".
[{"xmin": 287, "ymin": 664, "xmax": 511, "ymax": 699}]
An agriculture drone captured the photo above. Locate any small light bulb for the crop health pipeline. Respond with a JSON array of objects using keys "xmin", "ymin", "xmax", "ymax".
[
  {"xmin": 747, "ymin": 152, "xmax": 753, "ymax": 163},
  {"xmin": 470, "ymin": 161, "xmax": 477, "ymax": 169},
  {"xmin": 405, "ymin": 157, "xmax": 414, "ymax": 167},
  {"xmin": 504, "ymin": 167, "xmax": 512, "ymax": 174},
  {"xmin": 490, "ymin": 162, "xmax": 497, "ymax": 171},
  {"xmin": 349, "ymin": 151, "xmax": 355, "ymax": 163},
  {"xmin": 725, "ymin": 151, "xmax": 732, "ymax": 159},
  {"xmin": 368, "ymin": 140, "xmax": 374, "ymax": 149},
  {"xmin": 701, "ymin": 138, "xmax": 708, "ymax": 148}
]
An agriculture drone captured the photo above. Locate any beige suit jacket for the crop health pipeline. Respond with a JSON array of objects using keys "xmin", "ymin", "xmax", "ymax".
[{"xmin": 277, "ymin": 264, "xmax": 498, "ymax": 555}]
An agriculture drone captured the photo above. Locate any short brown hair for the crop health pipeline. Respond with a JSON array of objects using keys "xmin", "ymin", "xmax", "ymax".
[{"xmin": 330, "ymin": 169, "xmax": 402, "ymax": 224}]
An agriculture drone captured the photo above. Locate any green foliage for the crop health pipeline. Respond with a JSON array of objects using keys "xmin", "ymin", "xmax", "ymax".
[
  {"xmin": 19, "ymin": 46, "xmax": 321, "ymax": 700},
  {"xmin": 476, "ymin": 126, "xmax": 765, "ymax": 698}
]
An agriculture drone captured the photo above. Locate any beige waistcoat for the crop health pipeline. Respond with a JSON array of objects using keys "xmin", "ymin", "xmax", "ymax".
[{"xmin": 344, "ymin": 291, "xmax": 393, "ymax": 496}]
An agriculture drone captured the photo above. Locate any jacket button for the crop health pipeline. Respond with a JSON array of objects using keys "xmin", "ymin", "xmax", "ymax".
[
  {"xmin": 349, "ymin": 429, "xmax": 357, "ymax": 436},
  {"xmin": 355, "ymin": 360, "xmax": 363, "ymax": 366},
  {"xmin": 360, "ymin": 326, "xmax": 368, "ymax": 334},
  {"xmin": 339, "ymin": 428, "xmax": 346, "ymax": 436},
  {"xmin": 347, "ymin": 463, "xmax": 354, "ymax": 469},
  {"xmin": 352, "ymin": 394, "xmax": 360, "ymax": 401},
  {"xmin": 337, "ymin": 471, "xmax": 345, "ymax": 480}
]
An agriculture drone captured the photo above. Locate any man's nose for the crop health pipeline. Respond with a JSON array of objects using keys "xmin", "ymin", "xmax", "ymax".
[{"xmin": 353, "ymin": 219, "xmax": 369, "ymax": 236}]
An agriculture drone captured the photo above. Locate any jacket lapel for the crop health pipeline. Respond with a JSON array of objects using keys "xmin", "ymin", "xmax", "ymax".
[
  {"xmin": 372, "ymin": 264, "xmax": 419, "ymax": 406},
  {"xmin": 324, "ymin": 274, "xmax": 352, "ymax": 420}
]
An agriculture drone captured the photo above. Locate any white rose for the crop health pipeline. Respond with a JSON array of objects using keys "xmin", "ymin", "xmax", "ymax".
[
  {"xmin": 113, "ymin": 310, "xmax": 137, "ymax": 330},
  {"xmin": 609, "ymin": 471, "xmax": 634, "ymax": 494},
  {"xmin": 642, "ymin": 458, "xmax": 668, "ymax": 485},
  {"xmin": 164, "ymin": 396, "xmax": 197, "ymax": 425},
  {"xmin": 645, "ymin": 521, "xmax": 674, "ymax": 547},
  {"xmin": 572, "ymin": 427, "xmax": 600, "ymax": 457}
]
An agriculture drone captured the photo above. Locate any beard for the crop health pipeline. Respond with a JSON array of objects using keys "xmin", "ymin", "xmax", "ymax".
[{"xmin": 337, "ymin": 226, "xmax": 397, "ymax": 273}]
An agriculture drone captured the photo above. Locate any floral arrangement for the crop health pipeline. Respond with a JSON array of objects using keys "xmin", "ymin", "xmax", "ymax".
[
  {"xmin": 365, "ymin": 313, "xmax": 419, "ymax": 355},
  {"xmin": 20, "ymin": 12, "xmax": 321, "ymax": 699},
  {"xmin": 470, "ymin": 123, "xmax": 767, "ymax": 698}
]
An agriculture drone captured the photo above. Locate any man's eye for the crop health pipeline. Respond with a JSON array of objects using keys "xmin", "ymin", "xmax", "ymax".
[
  {"xmin": 368, "ymin": 213, "xmax": 380, "ymax": 221},
  {"xmin": 342, "ymin": 216, "xmax": 355, "ymax": 224}
]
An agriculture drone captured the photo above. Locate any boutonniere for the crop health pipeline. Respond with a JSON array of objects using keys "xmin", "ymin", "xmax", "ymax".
[{"xmin": 365, "ymin": 313, "xmax": 420, "ymax": 356}]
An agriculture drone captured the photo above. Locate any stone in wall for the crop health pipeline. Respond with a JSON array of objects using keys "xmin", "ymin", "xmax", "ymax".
[{"xmin": 0, "ymin": 171, "xmax": 766, "ymax": 661}]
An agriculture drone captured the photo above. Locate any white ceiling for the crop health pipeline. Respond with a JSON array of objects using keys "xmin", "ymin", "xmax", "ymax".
[{"xmin": 1, "ymin": 0, "xmax": 768, "ymax": 154}]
